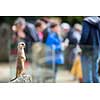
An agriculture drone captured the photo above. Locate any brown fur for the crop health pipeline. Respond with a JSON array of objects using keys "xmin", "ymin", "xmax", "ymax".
[{"xmin": 10, "ymin": 42, "xmax": 26, "ymax": 81}]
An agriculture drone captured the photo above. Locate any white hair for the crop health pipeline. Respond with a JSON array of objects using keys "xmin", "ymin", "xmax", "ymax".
[{"xmin": 61, "ymin": 23, "xmax": 71, "ymax": 30}]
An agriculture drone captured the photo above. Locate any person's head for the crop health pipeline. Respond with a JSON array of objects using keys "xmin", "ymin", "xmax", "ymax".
[
  {"xmin": 50, "ymin": 23, "xmax": 61, "ymax": 35},
  {"xmin": 73, "ymin": 23, "xmax": 82, "ymax": 33},
  {"xmin": 39, "ymin": 18, "xmax": 48, "ymax": 30},
  {"xmin": 61, "ymin": 23, "xmax": 71, "ymax": 37},
  {"xmin": 12, "ymin": 17, "xmax": 26, "ymax": 32},
  {"xmin": 35, "ymin": 20, "xmax": 42, "ymax": 32},
  {"xmin": 35, "ymin": 19, "xmax": 48, "ymax": 32}
]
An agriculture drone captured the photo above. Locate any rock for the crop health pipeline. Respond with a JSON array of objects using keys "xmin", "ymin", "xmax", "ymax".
[{"xmin": 10, "ymin": 74, "xmax": 32, "ymax": 83}]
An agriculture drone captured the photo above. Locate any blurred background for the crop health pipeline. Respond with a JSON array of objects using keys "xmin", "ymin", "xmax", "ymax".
[{"xmin": 0, "ymin": 16, "xmax": 83, "ymax": 82}]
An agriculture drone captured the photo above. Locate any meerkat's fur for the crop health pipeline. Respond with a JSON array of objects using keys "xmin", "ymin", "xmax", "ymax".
[{"xmin": 11, "ymin": 42, "xmax": 26, "ymax": 81}]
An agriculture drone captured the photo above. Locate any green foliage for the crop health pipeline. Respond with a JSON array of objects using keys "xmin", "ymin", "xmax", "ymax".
[
  {"xmin": 61, "ymin": 16, "xmax": 83, "ymax": 25},
  {"xmin": 0, "ymin": 16, "xmax": 83, "ymax": 25}
]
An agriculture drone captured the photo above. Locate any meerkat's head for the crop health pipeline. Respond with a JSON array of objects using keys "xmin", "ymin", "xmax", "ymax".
[{"xmin": 17, "ymin": 42, "xmax": 26, "ymax": 49}]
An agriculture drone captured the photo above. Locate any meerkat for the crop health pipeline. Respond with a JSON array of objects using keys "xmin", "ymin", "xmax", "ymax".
[{"xmin": 11, "ymin": 42, "xmax": 26, "ymax": 81}]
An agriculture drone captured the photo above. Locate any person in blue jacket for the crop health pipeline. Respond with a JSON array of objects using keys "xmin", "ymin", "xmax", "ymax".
[
  {"xmin": 46, "ymin": 23, "xmax": 68, "ymax": 78},
  {"xmin": 80, "ymin": 16, "xmax": 100, "ymax": 83}
]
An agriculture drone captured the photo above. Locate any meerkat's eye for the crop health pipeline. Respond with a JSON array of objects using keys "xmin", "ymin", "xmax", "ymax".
[
  {"xmin": 21, "ymin": 43, "xmax": 25, "ymax": 47},
  {"xmin": 22, "ymin": 43, "xmax": 24, "ymax": 46}
]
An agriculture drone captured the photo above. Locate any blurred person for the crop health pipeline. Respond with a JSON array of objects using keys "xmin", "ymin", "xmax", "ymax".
[
  {"xmin": 67, "ymin": 23, "xmax": 82, "ymax": 45},
  {"xmin": 62, "ymin": 23, "xmax": 82, "ymax": 81},
  {"xmin": 35, "ymin": 20, "xmax": 44, "ymax": 41},
  {"xmin": 67, "ymin": 23, "xmax": 82, "ymax": 63},
  {"xmin": 35, "ymin": 18, "xmax": 51, "ymax": 42},
  {"xmin": 61, "ymin": 22, "xmax": 71, "ymax": 40},
  {"xmin": 69, "ymin": 23, "xmax": 82, "ymax": 82},
  {"xmin": 63, "ymin": 23, "xmax": 82, "ymax": 71},
  {"xmin": 38, "ymin": 18, "xmax": 50, "ymax": 43},
  {"xmin": 72, "ymin": 23, "xmax": 82, "ymax": 43},
  {"xmin": 46, "ymin": 23, "xmax": 68, "ymax": 80},
  {"xmin": 80, "ymin": 16, "xmax": 100, "ymax": 83},
  {"xmin": 12, "ymin": 17, "xmax": 40, "ymax": 52},
  {"xmin": 71, "ymin": 45, "xmax": 83, "ymax": 82},
  {"xmin": 42, "ymin": 17, "xmax": 62, "ymax": 43},
  {"xmin": 39, "ymin": 17, "xmax": 61, "ymax": 43},
  {"xmin": 98, "ymin": 59, "xmax": 100, "ymax": 77}
]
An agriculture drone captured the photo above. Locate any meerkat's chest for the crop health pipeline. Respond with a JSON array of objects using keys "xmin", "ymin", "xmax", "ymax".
[{"xmin": 17, "ymin": 48, "xmax": 26, "ymax": 60}]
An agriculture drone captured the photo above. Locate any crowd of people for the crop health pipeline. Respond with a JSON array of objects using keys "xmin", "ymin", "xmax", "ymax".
[{"xmin": 11, "ymin": 16, "xmax": 100, "ymax": 83}]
